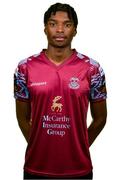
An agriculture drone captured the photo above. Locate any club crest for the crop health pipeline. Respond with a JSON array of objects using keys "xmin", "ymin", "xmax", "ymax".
[{"xmin": 69, "ymin": 77, "xmax": 80, "ymax": 89}]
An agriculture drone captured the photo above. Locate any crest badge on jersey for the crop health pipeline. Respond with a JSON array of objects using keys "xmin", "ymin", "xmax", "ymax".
[{"xmin": 69, "ymin": 77, "xmax": 80, "ymax": 89}]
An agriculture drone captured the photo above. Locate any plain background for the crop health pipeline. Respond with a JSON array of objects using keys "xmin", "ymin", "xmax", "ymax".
[{"xmin": 0, "ymin": 0, "xmax": 119, "ymax": 179}]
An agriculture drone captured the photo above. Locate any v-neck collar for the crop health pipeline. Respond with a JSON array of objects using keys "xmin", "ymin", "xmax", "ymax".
[{"xmin": 41, "ymin": 49, "xmax": 77, "ymax": 70}]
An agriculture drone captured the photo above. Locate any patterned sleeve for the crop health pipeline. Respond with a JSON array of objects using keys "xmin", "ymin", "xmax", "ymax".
[
  {"xmin": 14, "ymin": 60, "xmax": 30, "ymax": 101},
  {"xmin": 90, "ymin": 63, "xmax": 107, "ymax": 102}
]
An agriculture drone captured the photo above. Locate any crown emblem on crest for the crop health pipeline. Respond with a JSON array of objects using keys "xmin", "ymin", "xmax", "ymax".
[
  {"xmin": 69, "ymin": 77, "xmax": 80, "ymax": 89},
  {"xmin": 51, "ymin": 96, "xmax": 63, "ymax": 112}
]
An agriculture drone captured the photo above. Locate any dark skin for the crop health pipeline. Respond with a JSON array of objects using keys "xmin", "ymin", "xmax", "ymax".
[
  {"xmin": 16, "ymin": 11, "xmax": 107, "ymax": 145},
  {"xmin": 44, "ymin": 11, "xmax": 77, "ymax": 65},
  {"xmin": 88, "ymin": 100, "xmax": 107, "ymax": 146},
  {"xmin": 16, "ymin": 100, "xmax": 31, "ymax": 142}
]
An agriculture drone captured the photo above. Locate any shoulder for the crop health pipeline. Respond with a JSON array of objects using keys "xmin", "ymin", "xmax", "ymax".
[
  {"xmin": 76, "ymin": 52, "xmax": 99, "ymax": 68},
  {"xmin": 17, "ymin": 52, "xmax": 41, "ymax": 68},
  {"xmin": 76, "ymin": 52, "xmax": 103, "ymax": 76}
]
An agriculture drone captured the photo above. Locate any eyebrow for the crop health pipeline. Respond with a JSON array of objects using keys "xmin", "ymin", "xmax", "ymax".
[{"xmin": 48, "ymin": 19, "xmax": 73, "ymax": 23}]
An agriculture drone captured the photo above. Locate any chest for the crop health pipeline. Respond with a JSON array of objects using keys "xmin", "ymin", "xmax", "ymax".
[{"xmin": 27, "ymin": 63, "xmax": 91, "ymax": 97}]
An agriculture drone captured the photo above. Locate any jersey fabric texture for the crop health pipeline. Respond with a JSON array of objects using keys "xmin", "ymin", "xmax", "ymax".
[{"xmin": 14, "ymin": 49, "xmax": 107, "ymax": 178}]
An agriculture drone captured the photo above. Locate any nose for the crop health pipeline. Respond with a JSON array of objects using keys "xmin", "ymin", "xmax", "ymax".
[{"xmin": 56, "ymin": 24, "xmax": 64, "ymax": 33}]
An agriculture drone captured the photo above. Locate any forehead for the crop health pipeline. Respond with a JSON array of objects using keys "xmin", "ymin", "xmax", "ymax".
[{"xmin": 48, "ymin": 11, "xmax": 72, "ymax": 22}]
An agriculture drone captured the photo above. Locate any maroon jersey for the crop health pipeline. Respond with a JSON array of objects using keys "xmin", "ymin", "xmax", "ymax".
[{"xmin": 14, "ymin": 49, "xmax": 107, "ymax": 178}]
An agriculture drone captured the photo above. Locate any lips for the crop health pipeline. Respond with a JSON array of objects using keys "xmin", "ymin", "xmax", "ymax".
[{"xmin": 53, "ymin": 36, "xmax": 66, "ymax": 41}]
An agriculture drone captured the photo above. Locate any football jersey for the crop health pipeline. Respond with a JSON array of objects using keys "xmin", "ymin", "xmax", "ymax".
[{"xmin": 14, "ymin": 49, "xmax": 107, "ymax": 178}]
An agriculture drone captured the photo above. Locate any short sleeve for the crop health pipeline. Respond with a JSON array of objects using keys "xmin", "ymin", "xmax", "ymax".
[
  {"xmin": 90, "ymin": 64, "xmax": 107, "ymax": 102},
  {"xmin": 14, "ymin": 61, "xmax": 30, "ymax": 101}
]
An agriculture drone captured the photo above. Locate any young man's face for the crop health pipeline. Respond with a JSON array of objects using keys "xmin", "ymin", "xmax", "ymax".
[{"xmin": 44, "ymin": 11, "xmax": 77, "ymax": 48}]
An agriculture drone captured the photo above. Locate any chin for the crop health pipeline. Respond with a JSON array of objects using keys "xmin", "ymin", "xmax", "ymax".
[{"xmin": 52, "ymin": 43, "xmax": 69, "ymax": 49}]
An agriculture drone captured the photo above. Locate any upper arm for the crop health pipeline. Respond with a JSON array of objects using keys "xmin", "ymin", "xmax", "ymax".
[
  {"xmin": 90, "ymin": 100, "xmax": 107, "ymax": 121},
  {"xmin": 14, "ymin": 60, "xmax": 31, "ymax": 121},
  {"xmin": 89, "ymin": 61, "xmax": 107, "ymax": 121},
  {"xmin": 16, "ymin": 99, "xmax": 31, "ymax": 122}
]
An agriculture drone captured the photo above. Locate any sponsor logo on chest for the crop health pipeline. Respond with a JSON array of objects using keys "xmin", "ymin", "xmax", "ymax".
[{"xmin": 51, "ymin": 96, "xmax": 63, "ymax": 112}]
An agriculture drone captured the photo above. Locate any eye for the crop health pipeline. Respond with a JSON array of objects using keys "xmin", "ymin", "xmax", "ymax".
[
  {"xmin": 65, "ymin": 23, "xmax": 72, "ymax": 28},
  {"xmin": 49, "ymin": 22, "xmax": 56, "ymax": 27}
]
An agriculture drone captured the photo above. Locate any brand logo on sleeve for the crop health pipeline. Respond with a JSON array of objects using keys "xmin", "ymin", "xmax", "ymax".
[
  {"xmin": 69, "ymin": 77, "xmax": 80, "ymax": 89},
  {"xmin": 51, "ymin": 96, "xmax": 63, "ymax": 112}
]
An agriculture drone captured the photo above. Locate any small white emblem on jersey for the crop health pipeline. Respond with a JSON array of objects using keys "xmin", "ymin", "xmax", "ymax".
[{"xmin": 69, "ymin": 77, "xmax": 80, "ymax": 89}]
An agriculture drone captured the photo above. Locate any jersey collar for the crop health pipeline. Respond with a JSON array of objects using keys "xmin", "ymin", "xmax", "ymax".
[{"xmin": 40, "ymin": 49, "xmax": 78, "ymax": 70}]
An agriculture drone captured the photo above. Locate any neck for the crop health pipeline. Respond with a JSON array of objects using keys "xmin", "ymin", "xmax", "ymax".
[{"xmin": 45, "ymin": 45, "xmax": 73, "ymax": 65}]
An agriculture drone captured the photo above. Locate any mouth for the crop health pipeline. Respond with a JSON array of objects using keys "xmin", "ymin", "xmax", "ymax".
[{"xmin": 53, "ymin": 36, "xmax": 66, "ymax": 41}]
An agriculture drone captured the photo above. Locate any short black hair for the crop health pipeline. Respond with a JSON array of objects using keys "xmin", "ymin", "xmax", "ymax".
[{"xmin": 44, "ymin": 3, "xmax": 78, "ymax": 28}]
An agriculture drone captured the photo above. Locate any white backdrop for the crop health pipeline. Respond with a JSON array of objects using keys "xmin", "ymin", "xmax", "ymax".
[{"xmin": 0, "ymin": 0, "xmax": 119, "ymax": 179}]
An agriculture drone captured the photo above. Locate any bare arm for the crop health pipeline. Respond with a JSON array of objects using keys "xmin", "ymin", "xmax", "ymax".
[
  {"xmin": 16, "ymin": 99, "xmax": 31, "ymax": 143},
  {"xmin": 88, "ymin": 100, "xmax": 107, "ymax": 146}
]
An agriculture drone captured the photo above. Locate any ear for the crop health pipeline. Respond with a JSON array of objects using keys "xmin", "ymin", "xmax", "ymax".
[
  {"xmin": 73, "ymin": 29, "xmax": 77, "ymax": 37},
  {"xmin": 44, "ymin": 26, "xmax": 47, "ymax": 35}
]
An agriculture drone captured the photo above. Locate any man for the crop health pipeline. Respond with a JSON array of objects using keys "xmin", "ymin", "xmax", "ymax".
[{"xmin": 14, "ymin": 3, "xmax": 107, "ymax": 180}]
